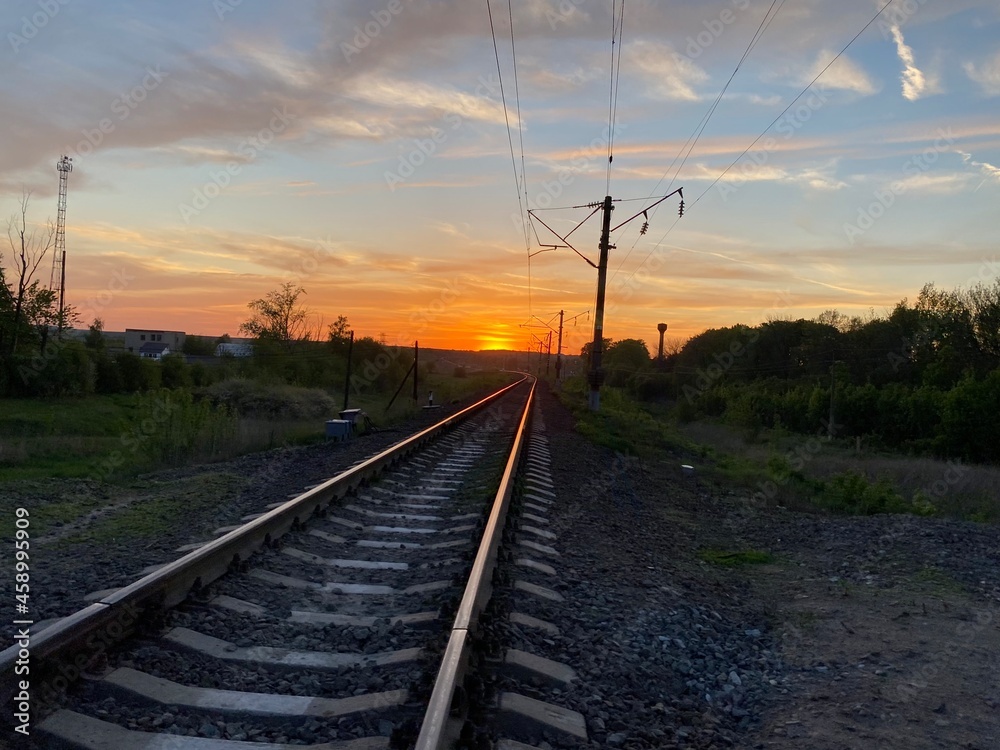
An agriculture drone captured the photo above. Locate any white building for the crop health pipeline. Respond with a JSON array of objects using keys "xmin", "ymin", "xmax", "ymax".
[{"xmin": 215, "ymin": 342, "xmax": 253, "ymax": 358}]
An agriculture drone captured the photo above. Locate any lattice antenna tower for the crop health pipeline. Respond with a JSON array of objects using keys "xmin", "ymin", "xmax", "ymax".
[{"xmin": 51, "ymin": 155, "xmax": 73, "ymax": 329}]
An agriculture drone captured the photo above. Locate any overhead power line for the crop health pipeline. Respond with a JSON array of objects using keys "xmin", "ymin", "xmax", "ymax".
[
  {"xmin": 618, "ymin": 0, "xmax": 899, "ymax": 289},
  {"xmin": 611, "ymin": 0, "xmax": 786, "ymax": 283},
  {"xmin": 486, "ymin": 0, "xmax": 532, "ymax": 321},
  {"xmin": 606, "ymin": 0, "xmax": 625, "ymax": 194}
]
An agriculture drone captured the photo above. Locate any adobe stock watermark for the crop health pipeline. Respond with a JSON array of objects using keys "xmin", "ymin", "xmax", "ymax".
[
  {"xmin": 681, "ymin": 328, "xmax": 760, "ymax": 405},
  {"xmin": 843, "ymin": 127, "xmax": 956, "ymax": 243},
  {"xmin": 894, "ymin": 604, "xmax": 996, "ymax": 704},
  {"xmin": 88, "ymin": 391, "xmax": 180, "ymax": 481},
  {"xmin": 340, "ymin": 0, "xmax": 415, "ymax": 62},
  {"xmin": 213, "ymin": 0, "xmax": 243, "ymax": 21},
  {"xmin": 18, "ymin": 267, "xmax": 135, "ymax": 385},
  {"xmin": 915, "ymin": 460, "xmax": 968, "ymax": 506},
  {"xmin": 285, "ymin": 235, "xmax": 338, "ymax": 288},
  {"xmin": 752, "ymin": 419, "xmax": 844, "ymax": 505},
  {"xmin": 384, "ymin": 114, "xmax": 462, "ymax": 191},
  {"xmin": 544, "ymin": 0, "xmax": 587, "ymax": 30},
  {"xmin": 886, "ymin": 255, "xmax": 1000, "ymax": 372},
  {"xmin": 177, "ymin": 106, "xmax": 296, "ymax": 223},
  {"xmin": 716, "ymin": 82, "xmax": 833, "ymax": 201},
  {"xmin": 64, "ymin": 66, "xmax": 169, "ymax": 162},
  {"xmin": 510, "ymin": 122, "xmax": 626, "ymax": 233},
  {"xmin": 877, "ymin": 0, "xmax": 928, "ymax": 39},
  {"xmin": 676, "ymin": 0, "xmax": 751, "ymax": 63},
  {"xmin": 7, "ymin": 0, "xmax": 70, "ymax": 54},
  {"xmin": 678, "ymin": 290, "xmax": 793, "ymax": 404},
  {"xmin": 384, "ymin": 71, "xmax": 512, "ymax": 191},
  {"xmin": 349, "ymin": 278, "xmax": 465, "ymax": 394},
  {"xmin": 33, "ymin": 602, "xmax": 141, "ymax": 713}
]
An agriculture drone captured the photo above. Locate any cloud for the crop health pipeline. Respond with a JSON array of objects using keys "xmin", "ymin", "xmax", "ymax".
[
  {"xmin": 803, "ymin": 50, "xmax": 877, "ymax": 95},
  {"xmin": 626, "ymin": 40, "xmax": 709, "ymax": 102},
  {"xmin": 957, "ymin": 150, "xmax": 1000, "ymax": 185},
  {"xmin": 964, "ymin": 50, "xmax": 1000, "ymax": 96},
  {"xmin": 889, "ymin": 25, "xmax": 941, "ymax": 101},
  {"xmin": 347, "ymin": 75, "xmax": 509, "ymax": 125},
  {"xmin": 895, "ymin": 172, "xmax": 973, "ymax": 194}
]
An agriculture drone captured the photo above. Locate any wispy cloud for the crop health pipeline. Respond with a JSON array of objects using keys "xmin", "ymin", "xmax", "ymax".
[
  {"xmin": 889, "ymin": 25, "xmax": 940, "ymax": 101},
  {"xmin": 626, "ymin": 40, "xmax": 709, "ymax": 102},
  {"xmin": 896, "ymin": 172, "xmax": 973, "ymax": 194},
  {"xmin": 957, "ymin": 150, "xmax": 1000, "ymax": 185},
  {"xmin": 802, "ymin": 50, "xmax": 877, "ymax": 95},
  {"xmin": 964, "ymin": 50, "xmax": 1000, "ymax": 96}
]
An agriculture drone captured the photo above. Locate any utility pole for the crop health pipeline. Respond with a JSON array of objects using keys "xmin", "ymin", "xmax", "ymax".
[
  {"xmin": 587, "ymin": 195, "xmax": 614, "ymax": 411},
  {"xmin": 413, "ymin": 341, "xmax": 419, "ymax": 402},
  {"xmin": 828, "ymin": 360, "xmax": 839, "ymax": 441},
  {"xmin": 555, "ymin": 309, "xmax": 564, "ymax": 381},
  {"xmin": 528, "ymin": 190, "xmax": 682, "ymax": 411},
  {"xmin": 342, "ymin": 330, "xmax": 354, "ymax": 411},
  {"xmin": 545, "ymin": 330, "xmax": 552, "ymax": 375},
  {"xmin": 51, "ymin": 155, "xmax": 72, "ymax": 332}
]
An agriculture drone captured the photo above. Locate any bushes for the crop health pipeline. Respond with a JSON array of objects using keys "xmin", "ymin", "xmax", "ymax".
[
  {"xmin": 820, "ymin": 471, "xmax": 909, "ymax": 515},
  {"xmin": 201, "ymin": 379, "xmax": 337, "ymax": 419},
  {"xmin": 160, "ymin": 353, "xmax": 192, "ymax": 389},
  {"xmin": 936, "ymin": 371, "xmax": 1000, "ymax": 463}
]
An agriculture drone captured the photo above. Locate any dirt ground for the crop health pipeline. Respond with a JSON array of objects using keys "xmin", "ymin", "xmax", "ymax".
[
  {"xmin": 537, "ymin": 382, "xmax": 1000, "ymax": 749},
  {"xmin": 652, "ymin": 464, "xmax": 1000, "ymax": 749},
  {"xmin": 743, "ymin": 558, "xmax": 1000, "ymax": 749}
]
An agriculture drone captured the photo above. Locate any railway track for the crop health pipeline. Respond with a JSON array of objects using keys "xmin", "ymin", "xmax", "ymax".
[{"xmin": 2, "ymin": 375, "xmax": 588, "ymax": 749}]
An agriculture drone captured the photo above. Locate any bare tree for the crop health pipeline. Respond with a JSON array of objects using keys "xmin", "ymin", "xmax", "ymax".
[
  {"xmin": 239, "ymin": 282, "xmax": 310, "ymax": 346},
  {"xmin": 661, "ymin": 336, "xmax": 685, "ymax": 358},
  {"xmin": 2, "ymin": 191, "xmax": 55, "ymax": 356}
]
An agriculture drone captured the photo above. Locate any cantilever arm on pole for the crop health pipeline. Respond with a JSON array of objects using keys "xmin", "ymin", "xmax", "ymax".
[
  {"xmin": 610, "ymin": 187, "xmax": 684, "ymax": 233},
  {"xmin": 527, "ymin": 210, "xmax": 598, "ymax": 269}
]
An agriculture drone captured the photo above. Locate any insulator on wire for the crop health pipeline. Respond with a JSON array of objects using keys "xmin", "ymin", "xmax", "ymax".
[
  {"xmin": 640, "ymin": 221, "xmax": 648, "ymax": 236},
  {"xmin": 678, "ymin": 199, "xmax": 685, "ymax": 218}
]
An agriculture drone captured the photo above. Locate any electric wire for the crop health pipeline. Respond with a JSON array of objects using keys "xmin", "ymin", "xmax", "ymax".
[
  {"xmin": 508, "ymin": 0, "xmax": 530, "ymax": 256},
  {"xmin": 618, "ymin": 0, "xmax": 899, "ymax": 289},
  {"xmin": 610, "ymin": 0, "xmax": 785, "ymax": 282},
  {"xmin": 487, "ymin": 0, "xmax": 532, "ymax": 326},
  {"xmin": 605, "ymin": 0, "xmax": 625, "ymax": 194}
]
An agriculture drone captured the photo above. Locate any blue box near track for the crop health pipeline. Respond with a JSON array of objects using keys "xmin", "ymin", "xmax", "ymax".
[{"xmin": 325, "ymin": 419, "xmax": 352, "ymax": 441}]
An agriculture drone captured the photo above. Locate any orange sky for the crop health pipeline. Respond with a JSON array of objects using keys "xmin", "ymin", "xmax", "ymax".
[{"xmin": 5, "ymin": 2, "xmax": 1000, "ymax": 353}]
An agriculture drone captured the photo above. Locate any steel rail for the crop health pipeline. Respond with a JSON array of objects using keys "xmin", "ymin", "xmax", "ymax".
[
  {"xmin": 415, "ymin": 378, "xmax": 536, "ymax": 749},
  {"xmin": 0, "ymin": 375, "xmax": 529, "ymax": 706}
]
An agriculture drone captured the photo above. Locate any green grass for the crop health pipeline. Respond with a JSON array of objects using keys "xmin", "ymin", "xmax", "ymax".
[
  {"xmin": 0, "ymin": 395, "xmax": 141, "ymax": 481},
  {"xmin": 0, "ymin": 481, "xmax": 110, "ymax": 539},
  {"xmin": 0, "ymin": 371, "xmax": 518, "ymax": 483},
  {"xmin": 555, "ymin": 379, "xmax": 997, "ymax": 522},
  {"xmin": 911, "ymin": 565, "xmax": 965, "ymax": 593},
  {"xmin": 698, "ymin": 548, "xmax": 776, "ymax": 567},
  {"xmin": 66, "ymin": 473, "xmax": 246, "ymax": 544},
  {"xmin": 557, "ymin": 377, "xmax": 701, "ymax": 459}
]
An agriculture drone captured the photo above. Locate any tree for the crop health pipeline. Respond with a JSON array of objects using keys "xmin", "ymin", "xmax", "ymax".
[
  {"xmin": 160, "ymin": 353, "xmax": 192, "ymax": 389},
  {"xmin": 2, "ymin": 191, "xmax": 55, "ymax": 358},
  {"xmin": 580, "ymin": 338, "xmax": 613, "ymax": 365},
  {"xmin": 604, "ymin": 338, "xmax": 651, "ymax": 387},
  {"xmin": 181, "ymin": 335, "xmax": 215, "ymax": 355},
  {"xmin": 328, "ymin": 315, "xmax": 350, "ymax": 343},
  {"xmin": 327, "ymin": 315, "xmax": 352, "ymax": 357},
  {"xmin": 85, "ymin": 318, "xmax": 106, "ymax": 350},
  {"xmin": 239, "ymin": 282, "xmax": 309, "ymax": 346}
]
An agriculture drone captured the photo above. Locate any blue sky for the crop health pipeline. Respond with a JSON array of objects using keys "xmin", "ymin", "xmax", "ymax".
[{"xmin": 2, "ymin": 0, "xmax": 999, "ymax": 351}]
